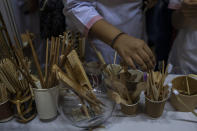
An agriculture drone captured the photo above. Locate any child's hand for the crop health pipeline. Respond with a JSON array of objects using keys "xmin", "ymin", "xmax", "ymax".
[{"xmin": 113, "ymin": 34, "xmax": 156, "ymax": 71}]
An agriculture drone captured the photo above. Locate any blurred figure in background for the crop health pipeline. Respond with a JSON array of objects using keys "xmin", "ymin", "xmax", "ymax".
[
  {"xmin": 168, "ymin": 0, "xmax": 197, "ymax": 74},
  {"xmin": 146, "ymin": 0, "xmax": 173, "ymax": 69}
]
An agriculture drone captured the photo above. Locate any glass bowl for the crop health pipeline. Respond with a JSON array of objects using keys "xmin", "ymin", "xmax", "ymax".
[{"xmin": 57, "ymin": 87, "xmax": 115, "ymax": 129}]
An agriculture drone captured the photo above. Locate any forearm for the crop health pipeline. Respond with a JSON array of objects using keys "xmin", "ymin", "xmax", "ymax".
[
  {"xmin": 89, "ymin": 19, "xmax": 155, "ymax": 71},
  {"xmin": 89, "ymin": 19, "xmax": 122, "ymax": 47}
]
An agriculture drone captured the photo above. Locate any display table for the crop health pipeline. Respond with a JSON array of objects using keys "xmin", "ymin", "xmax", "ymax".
[{"xmin": 0, "ymin": 75, "xmax": 197, "ymax": 131}]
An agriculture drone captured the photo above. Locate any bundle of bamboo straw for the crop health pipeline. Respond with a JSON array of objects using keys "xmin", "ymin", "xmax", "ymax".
[
  {"xmin": 0, "ymin": 83, "xmax": 8, "ymax": 103},
  {"xmin": 146, "ymin": 62, "xmax": 169, "ymax": 101},
  {"xmin": 0, "ymin": 14, "xmax": 37, "ymax": 122},
  {"xmin": 27, "ymin": 30, "xmax": 85, "ymax": 89},
  {"xmin": 53, "ymin": 50, "xmax": 103, "ymax": 119},
  {"xmin": 0, "ymin": 58, "xmax": 30, "ymax": 97}
]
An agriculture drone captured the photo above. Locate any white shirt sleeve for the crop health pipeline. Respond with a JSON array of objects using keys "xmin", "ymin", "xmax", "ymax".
[{"xmin": 63, "ymin": 0, "xmax": 103, "ymax": 36}]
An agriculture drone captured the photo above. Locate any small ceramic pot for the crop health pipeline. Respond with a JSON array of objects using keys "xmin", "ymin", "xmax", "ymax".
[{"xmin": 33, "ymin": 85, "xmax": 59, "ymax": 120}]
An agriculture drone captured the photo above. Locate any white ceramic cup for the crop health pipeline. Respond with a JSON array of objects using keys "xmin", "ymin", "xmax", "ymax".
[{"xmin": 33, "ymin": 82, "xmax": 59, "ymax": 120}]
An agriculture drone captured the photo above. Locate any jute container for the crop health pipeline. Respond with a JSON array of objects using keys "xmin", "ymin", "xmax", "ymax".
[
  {"xmin": 33, "ymin": 85, "xmax": 59, "ymax": 120},
  {"xmin": 106, "ymin": 64, "xmax": 122, "ymax": 76},
  {"xmin": 170, "ymin": 76, "xmax": 197, "ymax": 112},
  {"xmin": 0, "ymin": 100, "xmax": 13, "ymax": 122},
  {"xmin": 120, "ymin": 99, "xmax": 139, "ymax": 116},
  {"xmin": 145, "ymin": 96, "xmax": 168, "ymax": 118},
  {"xmin": 126, "ymin": 70, "xmax": 144, "ymax": 92}
]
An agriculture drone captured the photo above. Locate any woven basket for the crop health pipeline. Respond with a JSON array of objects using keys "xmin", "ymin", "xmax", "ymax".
[
  {"xmin": 170, "ymin": 76, "xmax": 197, "ymax": 112},
  {"xmin": 10, "ymin": 89, "xmax": 36, "ymax": 123}
]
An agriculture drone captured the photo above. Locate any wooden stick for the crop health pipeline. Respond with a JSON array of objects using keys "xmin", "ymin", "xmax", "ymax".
[
  {"xmin": 27, "ymin": 32, "xmax": 46, "ymax": 89},
  {"xmin": 45, "ymin": 38, "xmax": 49, "ymax": 81},
  {"xmin": 53, "ymin": 65, "xmax": 99, "ymax": 106},
  {"xmin": 61, "ymin": 35, "xmax": 66, "ymax": 55},
  {"xmin": 49, "ymin": 37, "xmax": 54, "ymax": 64},
  {"xmin": 79, "ymin": 97, "xmax": 90, "ymax": 118},
  {"xmin": 113, "ymin": 51, "xmax": 117, "ymax": 65},
  {"xmin": 56, "ymin": 37, "xmax": 60, "ymax": 65},
  {"xmin": 67, "ymin": 50, "xmax": 92, "ymax": 90},
  {"xmin": 91, "ymin": 43, "xmax": 106, "ymax": 65},
  {"xmin": 185, "ymin": 75, "xmax": 190, "ymax": 95},
  {"xmin": 14, "ymin": 36, "xmax": 24, "ymax": 58},
  {"xmin": 12, "ymin": 46, "xmax": 37, "ymax": 88}
]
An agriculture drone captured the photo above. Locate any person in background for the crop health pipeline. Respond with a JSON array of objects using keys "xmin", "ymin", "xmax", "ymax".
[
  {"xmin": 63, "ymin": 0, "xmax": 156, "ymax": 71},
  {"xmin": 11, "ymin": 0, "xmax": 40, "ymax": 39},
  {"xmin": 146, "ymin": 0, "xmax": 173, "ymax": 69},
  {"xmin": 168, "ymin": 0, "xmax": 197, "ymax": 74}
]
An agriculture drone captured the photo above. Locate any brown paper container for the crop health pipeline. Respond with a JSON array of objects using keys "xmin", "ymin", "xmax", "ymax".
[
  {"xmin": 126, "ymin": 70, "xmax": 144, "ymax": 92},
  {"xmin": 145, "ymin": 96, "xmax": 168, "ymax": 118},
  {"xmin": 120, "ymin": 99, "xmax": 139, "ymax": 116},
  {"xmin": 0, "ymin": 100, "xmax": 13, "ymax": 122},
  {"xmin": 170, "ymin": 76, "xmax": 197, "ymax": 112}
]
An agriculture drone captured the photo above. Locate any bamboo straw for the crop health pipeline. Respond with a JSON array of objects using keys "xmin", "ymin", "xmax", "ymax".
[
  {"xmin": 49, "ymin": 37, "xmax": 54, "ymax": 64},
  {"xmin": 56, "ymin": 37, "xmax": 60, "ymax": 65},
  {"xmin": 45, "ymin": 38, "xmax": 49, "ymax": 80},
  {"xmin": 12, "ymin": 46, "xmax": 36, "ymax": 88},
  {"xmin": 61, "ymin": 35, "xmax": 66, "ymax": 55},
  {"xmin": 0, "ymin": 84, "xmax": 8, "ymax": 103},
  {"xmin": 113, "ymin": 51, "xmax": 117, "ymax": 65},
  {"xmin": 14, "ymin": 36, "xmax": 24, "ymax": 58},
  {"xmin": 184, "ymin": 70, "xmax": 191, "ymax": 95},
  {"xmin": 185, "ymin": 76, "xmax": 190, "ymax": 95},
  {"xmin": 91, "ymin": 44, "xmax": 106, "ymax": 65},
  {"xmin": 79, "ymin": 97, "xmax": 90, "ymax": 118},
  {"xmin": 53, "ymin": 65, "xmax": 100, "ymax": 106},
  {"xmin": 27, "ymin": 32, "xmax": 46, "ymax": 89}
]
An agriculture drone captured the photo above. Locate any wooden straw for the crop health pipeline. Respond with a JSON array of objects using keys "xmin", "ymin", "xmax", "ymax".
[
  {"xmin": 56, "ymin": 37, "xmax": 60, "ymax": 65},
  {"xmin": 27, "ymin": 32, "xmax": 46, "ymax": 89},
  {"xmin": 184, "ymin": 70, "xmax": 191, "ymax": 96},
  {"xmin": 113, "ymin": 51, "xmax": 117, "ymax": 65},
  {"xmin": 0, "ymin": 84, "xmax": 8, "ymax": 103},
  {"xmin": 61, "ymin": 34, "xmax": 66, "ymax": 55},
  {"xmin": 185, "ymin": 76, "xmax": 190, "ymax": 95},
  {"xmin": 79, "ymin": 97, "xmax": 90, "ymax": 118},
  {"xmin": 12, "ymin": 46, "xmax": 36, "ymax": 88},
  {"xmin": 45, "ymin": 38, "xmax": 49, "ymax": 80},
  {"xmin": 49, "ymin": 37, "xmax": 54, "ymax": 63},
  {"xmin": 91, "ymin": 43, "xmax": 106, "ymax": 65}
]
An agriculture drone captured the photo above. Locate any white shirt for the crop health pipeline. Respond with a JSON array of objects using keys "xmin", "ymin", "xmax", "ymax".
[{"xmin": 63, "ymin": 0, "xmax": 146, "ymax": 63}]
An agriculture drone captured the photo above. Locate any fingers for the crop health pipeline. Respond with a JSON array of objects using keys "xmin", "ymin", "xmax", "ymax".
[
  {"xmin": 137, "ymin": 50, "xmax": 154, "ymax": 69},
  {"xmin": 143, "ymin": 44, "xmax": 156, "ymax": 65},
  {"xmin": 124, "ymin": 56, "xmax": 136, "ymax": 70},
  {"xmin": 131, "ymin": 54, "xmax": 148, "ymax": 71}
]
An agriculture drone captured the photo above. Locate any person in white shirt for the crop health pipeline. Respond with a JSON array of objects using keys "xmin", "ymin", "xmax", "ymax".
[
  {"xmin": 168, "ymin": 0, "xmax": 197, "ymax": 74},
  {"xmin": 63, "ymin": 0, "xmax": 156, "ymax": 71}
]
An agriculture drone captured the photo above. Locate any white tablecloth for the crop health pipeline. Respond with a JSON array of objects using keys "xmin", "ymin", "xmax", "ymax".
[{"xmin": 0, "ymin": 75, "xmax": 197, "ymax": 131}]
